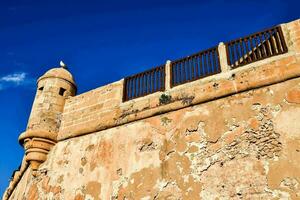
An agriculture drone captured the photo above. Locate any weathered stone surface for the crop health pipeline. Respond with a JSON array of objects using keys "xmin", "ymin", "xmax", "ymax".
[{"xmin": 6, "ymin": 76, "xmax": 300, "ymax": 200}]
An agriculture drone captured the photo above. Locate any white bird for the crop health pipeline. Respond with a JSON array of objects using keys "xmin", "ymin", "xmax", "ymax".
[{"xmin": 60, "ymin": 60, "xmax": 67, "ymax": 68}]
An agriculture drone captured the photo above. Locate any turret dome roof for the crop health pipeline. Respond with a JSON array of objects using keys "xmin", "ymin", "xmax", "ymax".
[{"xmin": 38, "ymin": 67, "xmax": 76, "ymax": 87}]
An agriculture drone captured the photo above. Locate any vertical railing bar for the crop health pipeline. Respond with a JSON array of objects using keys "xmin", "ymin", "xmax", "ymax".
[
  {"xmin": 234, "ymin": 42, "xmax": 240, "ymax": 67},
  {"xmin": 156, "ymin": 68, "xmax": 159, "ymax": 92},
  {"xmin": 258, "ymin": 33, "xmax": 266, "ymax": 58},
  {"xmin": 128, "ymin": 78, "xmax": 130, "ymax": 101},
  {"xmin": 203, "ymin": 53, "xmax": 208, "ymax": 76},
  {"xmin": 278, "ymin": 26, "xmax": 288, "ymax": 52},
  {"xmin": 123, "ymin": 78, "xmax": 127, "ymax": 101},
  {"xmin": 142, "ymin": 73, "xmax": 145, "ymax": 95},
  {"xmin": 239, "ymin": 39, "xmax": 246, "ymax": 65},
  {"xmin": 202, "ymin": 52, "xmax": 206, "ymax": 76},
  {"xmin": 148, "ymin": 71, "xmax": 151, "ymax": 94},
  {"xmin": 212, "ymin": 50, "xmax": 216, "ymax": 73},
  {"xmin": 175, "ymin": 63, "xmax": 178, "ymax": 86},
  {"xmin": 175, "ymin": 63, "xmax": 177, "ymax": 86},
  {"xmin": 268, "ymin": 30, "xmax": 276, "ymax": 55},
  {"xmin": 207, "ymin": 50, "xmax": 212, "ymax": 74},
  {"xmin": 187, "ymin": 58, "xmax": 190, "ymax": 82},
  {"xmin": 189, "ymin": 57, "xmax": 193, "ymax": 81},
  {"xmin": 203, "ymin": 53, "xmax": 207, "ymax": 75},
  {"xmin": 177, "ymin": 62, "xmax": 180, "ymax": 86},
  {"xmin": 195, "ymin": 55, "xmax": 199, "ymax": 79},
  {"xmin": 139, "ymin": 74, "xmax": 142, "ymax": 97},
  {"xmin": 152, "ymin": 70, "xmax": 155, "ymax": 92},
  {"xmin": 149, "ymin": 71, "xmax": 152, "ymax": 94},
  {"xmin": 229, "ymin": 43, "xmax": 234, "ymax": 67},
  {"xmin": 215, "ymin": 49, "xmax": 219, "ymax": 73},
  {"xmin": 275, "ymin": 29, "xmax": 283, "ymax": 53},
  {"xmin": 171, "ymin": 63, "xmax": 174, "ymax": 86},
  {"xmin": 173, "ymin": 63, "xmax": 176, "ymax": 86},
  {"xmin": 266, "ymin": 32, "xmax": 274, "ymax": 55},
  {"xmin": 254, "ymin": 35, "xmax": 262, "ymax": 59},
  {"xmin": 249, "ymin": 36, "xmax": 257, "ymax": 61},
  {"xmin": 172, "ymin": 63, "xmax": 175, "ymax": 87},
  {"xmin": 244, "ymin": 38, "xmax": 251, "ymax": 62},
  {"xmin": 182, "ymin": 59, "xmax": 186, "ymax": 83},
  {"xmin": 135, "ymin": 75, "xmax": 139, "ymax": 97},
  {"xmin": 134, "ymin": 76, "xmax": 137, "ymax": 98},
  {"xmin": 266, "ymin": 32, "xmax": 272, "ymax": 56},
  {"xmin": 140, "ymin": 74, "xmax": 143, "ymax": 96},
  {"xmin": 146, "ymin": 72, "xmax": 149, "ymax": 94},
  {"xmin": 161, "ymin": 66, "xmax": 164, "ymax": 90},
  {"xmin": 192, "ymin": 56, "xmax": 196, "ymax": 80},
  {"xmin": 131, "ymin": 77, "xmax": 134, "ymax": 98},
  {"xmin": 198, "ymin": 53, "xmax": 202, "ymax": 77},
  {"xmin": 128, "ymin": 78, "xmax": 131, "ymax": 101},
  {"xmin": 142, "ymin": 73, "xmax": 146, "ymax": 95},
  {"xmin": 216, "ymin": 48, "xmax": 221, "ymax": 72},
  {"xmin": 225, "ymin": 43, "xmax": 231, "ymax": 66},
  {"xmin": 186, "ymin": 58, "xmax": 189, "ymax": 82},
  {"xmin": 185, "ymin": 59, "xmax": 188, "ymax": 81},
  {"xmin": 185, "ymin": 59, "xmax": 188, "ymax": 82},
  {"xmin": 132, "ymin": 76, "xmax": 135, "ymax": 98},
  {"xmin": 263, "ymin": 32, "xmax": 271, "ymax": 56},
  {"xmin": 145, "ymin": 72, "xmax": 148, "ymax": 95},
  {"xmin": 274, "ymin": 29, "xmax": 282, "ymax": 54},
  {"xmin": 151, "ymin": 69, "xmax": 155, "ymax": 93},
  {"xmin": 190, "ymin": 56, "xmax": 194, "ymax": 81},
  {"xmin": 131, "ymin": 77, "xmax": 134, "ymax": 100},
  {"xmin": 185, "ymin": 58, "xmax": 189, "ymax": 82}
]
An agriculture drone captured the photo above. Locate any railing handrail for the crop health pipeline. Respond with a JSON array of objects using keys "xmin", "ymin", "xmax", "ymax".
[
  {"xmin": 171, "ymin": 46, "xmax": 219, "ymax": 64},
  {"xmin": 124, "ymin": 65, "xmax": 165, "ymax": 80},
  {"xmin": 224, "ymin": 25, "xmax": 282, "ymax": 45}
]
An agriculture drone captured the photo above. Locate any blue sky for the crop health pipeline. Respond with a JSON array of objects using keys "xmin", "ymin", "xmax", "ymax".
[{"xmin": 0, "ymin": 0, "xmax": 299, "ymax": 194}]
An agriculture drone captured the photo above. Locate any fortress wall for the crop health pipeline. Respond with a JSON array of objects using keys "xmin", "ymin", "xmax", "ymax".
[
  {"xmin": 58, "ymin": 19, "xmax": 300, "ymax": 141},
  {"xmin": 9, "ymin": 75, "xmax": 300, "ymax": 199},
  {"xmin": 4, "ymin": 19, "xmax": 300, "ymax": 200}
]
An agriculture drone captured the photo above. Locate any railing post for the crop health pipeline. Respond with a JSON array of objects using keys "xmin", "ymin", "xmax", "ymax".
[
  {"xmin": 165, "ymin": 60, "xmax": 171, "ymax": 90},
  {"xmin": 218, "ymin": 42, "xmax": 231, "ymax": 72},
  {"xmin": 280, "ymin": 22, "xmax": 299, "ymax": 53}
]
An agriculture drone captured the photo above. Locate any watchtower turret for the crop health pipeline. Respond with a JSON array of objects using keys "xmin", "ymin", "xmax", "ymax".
[{"xmin": 19, "ymin": 62, "xmax": 76, "ymax": 174}]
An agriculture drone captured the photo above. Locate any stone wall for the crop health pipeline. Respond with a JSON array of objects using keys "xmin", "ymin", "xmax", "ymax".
[{"xmin": 9, "ymin": 75, "xmax": 300, "ymax": 199}]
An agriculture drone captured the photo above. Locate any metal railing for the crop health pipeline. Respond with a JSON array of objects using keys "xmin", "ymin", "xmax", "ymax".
[
  {"xmin": 122, "ymin": 25, "xmax": 289, "ymax": 102},
  {"xmin": 225, "ymin": 26, "xmax": 288, "ymax": 68},
  {"xmin": 123, "ymin": 65, "xmax": 165, "ymax": 101},
  {"xmin": 170, "ymin": 47, "xmax": 221, "ymax": 87}
]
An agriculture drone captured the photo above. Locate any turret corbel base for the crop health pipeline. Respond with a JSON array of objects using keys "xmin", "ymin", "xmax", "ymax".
[{"xmin": 19, "ymin": 130, "xmax": 57, "ymax": 175}]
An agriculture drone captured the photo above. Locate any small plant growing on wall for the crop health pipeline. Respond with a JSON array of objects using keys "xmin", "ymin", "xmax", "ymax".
[{"xmin": 159, "ymin": 93, "xmax": 172, "ymax": 105}]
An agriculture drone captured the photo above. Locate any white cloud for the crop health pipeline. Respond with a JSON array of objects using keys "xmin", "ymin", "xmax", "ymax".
[
  {"xmin": 0, "ymin": 72, "xmax": 34, "ymax": 91},
  {"xmin": 0, "ymin": 72, "xmax": 26, "ymax": 84}
]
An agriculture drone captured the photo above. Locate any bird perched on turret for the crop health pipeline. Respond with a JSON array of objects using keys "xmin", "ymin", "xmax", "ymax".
[{"xmin": 60, "ymin": 60, "xmax": 67, "ymax": 69}]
